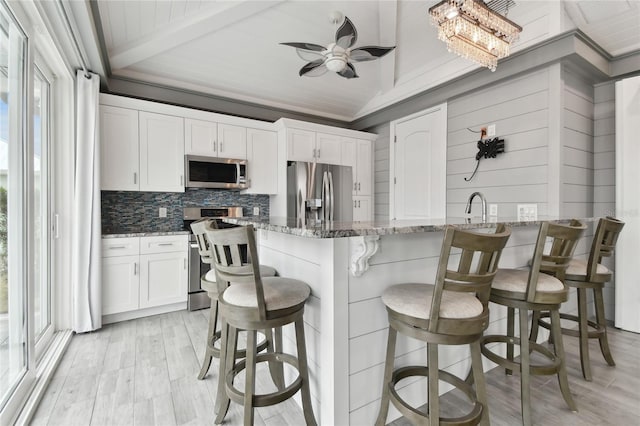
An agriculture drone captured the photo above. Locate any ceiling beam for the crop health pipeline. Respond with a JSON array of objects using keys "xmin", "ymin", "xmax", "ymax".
[
  {"xmin": 378, "ymin": 0, "xmax": 397, "ymax": 94},
  {"xmin": 108, "ymin": 0, "xmax": 284, "ymax": 70}
]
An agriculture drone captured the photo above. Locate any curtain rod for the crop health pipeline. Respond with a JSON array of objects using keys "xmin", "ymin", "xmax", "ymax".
[{"xmin": 57, "ymin": 1, "xmax": 92, "ymax": 79}]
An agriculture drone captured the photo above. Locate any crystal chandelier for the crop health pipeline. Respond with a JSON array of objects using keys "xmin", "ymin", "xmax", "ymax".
[{"xmin": 428, "ymin": 0, "xmax": 522, "ymax": 71}]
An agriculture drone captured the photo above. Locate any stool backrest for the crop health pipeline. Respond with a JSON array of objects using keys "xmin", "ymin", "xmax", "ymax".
[
  {"xmin": 429, "ymin": 224, "xmax": 511, "ymax": 333},
  {"xmin": 528, "ymin": 220, "xmax": 586, "ymax": 302},
  {"xmin": 586, "ymin": 216, "xmax": 625, "ymax": 279},
  {"xmin": 190, "ymin": 218, "xmax": 218, "ymax": 264},
  {"xmin": 205, "ymin": 225, "xmax": 267, "ymax": 319}
]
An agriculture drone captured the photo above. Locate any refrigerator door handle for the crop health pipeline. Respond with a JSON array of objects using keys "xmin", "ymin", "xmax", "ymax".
[
  {"xmin": 328, "ymin": 170, "xmax": 335, "ymax": 221},
  {"xmin": 322, "ymin": 171, "xmax": 329, "ymax": 221}
]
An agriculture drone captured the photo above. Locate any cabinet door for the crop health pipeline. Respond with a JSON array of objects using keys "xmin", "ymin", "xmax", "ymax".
[
  {"xmin": 353, "ymin": 196, "xmax": 372, "ymax": 222},
  {"xmin": 287, "ymin": 128, "xmax": 316, "ymax": 162},
  {"xmin": 316, "ymin": 132, "xmax": 342, "ymax": 165},
  {"xmin": 100, "ymin": 105, "xmax": 139, "ymax": 191},
  {"xmin": 340, "ymin": 137, "xmax": 357, "ymax": 168},
  {"xmin": 356, "ymin": 139, "xmax": 372, "ymax": 196},
  {"xmin": 218, "ymin": 123, "xmax": 247, "ymax": 159},
  {"xmin": 185, "ymin": 118, "xmax": 217, "ymax": 156},
  {"xmin": 139, "ymin": 112, "xmax": 185, "ymax": 192},
  {"xmin": 139, "ymin": 252, "xmax": 188, "ymax": 309},
  {"xmin": 244, "ymin": 128, "xmax": 278, "ymax": 194},
  {"xmin": 102, "ymin": 255, "xmax": 139, "ymax": 315}
]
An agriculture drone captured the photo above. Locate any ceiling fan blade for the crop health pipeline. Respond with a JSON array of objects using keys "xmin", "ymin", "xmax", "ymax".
[
  {"xmin": 280, "ymin": 42, "xmax": 325, "ymax": 52},
  {"xmin": 349, "ymin": 46, "xmax": 396, "ymax": 62},
  {"xmin": 299, "ymin": 59, "xmax": 328, "ymax": 77},
  {"xmin": 337, "ymin": 63, "xmax": 358, "ymax": 79},
  {"xmin": 335, "ymin": 16, "xmax": 357, "ymax": 49}
]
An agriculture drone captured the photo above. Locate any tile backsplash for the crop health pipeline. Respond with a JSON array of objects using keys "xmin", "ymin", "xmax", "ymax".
[{"xmin": 101, "ymin": 188, "xmax": 269, "ymax": 234}]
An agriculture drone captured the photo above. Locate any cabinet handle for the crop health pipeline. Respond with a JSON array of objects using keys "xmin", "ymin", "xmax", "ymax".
[
  {"xmin": 220, "ymin": 141, "xmax": 224, "ymax": 152},
  {"xmin": 109, "ymin": 246, "xmax": 127, "ymax": 250},
  {"xmin": 213, "ymin": 140, "xmax": 217, "ymax": 151},
  {"xmin": 312, "ymin": 148, "xmax": 316, "ymax": 158},
  {"xmin": 158, "ymin": 243, "xmax": 174, "ymax": 246},
  {"xmin": 133, "ymin": 172, "xmax": 137, "ymax": 184},
  {"xmin": 184, "ymin": 258, "xmax": 187, "ymax": 269},
  {"xmin": 180, "ymin": 175, "xmax": 184, "ymax": 186},
  {"xmin": 354, "ymin": 182, "xmax": 358, "ymax": 191},
  {"xmin": 358, "ymin": 200, "xmax": 361, "ymax": 208},
  {"xmin": 317, "ymin": 149, "xmax": 320, "ymax": 158},
  {"xmin": 134, "ymin": 262, "xmax": 138, "ymax": 275},
  {"xmin": 354, "ymin": 200, "xmax": 357, "ymax": 208},
  {"xmin": 358, "ymin": 182, "xmax": 361, "ymax": 191}
]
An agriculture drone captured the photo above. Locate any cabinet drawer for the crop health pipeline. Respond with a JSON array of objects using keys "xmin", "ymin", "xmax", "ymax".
[
  {"xmin": 140, "ymin": 235, "xmax": 188, "ymax": 254},
  {"xmin": 102, "ymin": 237, "xmax": 140, "ymax": 257}
]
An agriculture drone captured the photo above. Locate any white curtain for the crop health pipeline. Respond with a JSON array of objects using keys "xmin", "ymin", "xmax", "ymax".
[{"xmin": 72, "ymin": 70, "xmax": 102, "ymax": 332}]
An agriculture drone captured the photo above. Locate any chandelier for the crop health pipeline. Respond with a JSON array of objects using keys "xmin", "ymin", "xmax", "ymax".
[{"xmin": 428, "ymin": 0, "xmax": 522, "ymax": 71}]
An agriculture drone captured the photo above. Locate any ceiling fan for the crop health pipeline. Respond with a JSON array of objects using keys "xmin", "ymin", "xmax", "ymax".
[{"xmin": 280, "ymin": 12, "xmax": 395, "ymax": 79}]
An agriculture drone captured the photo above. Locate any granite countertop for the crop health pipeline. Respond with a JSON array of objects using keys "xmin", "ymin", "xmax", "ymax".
[
  {"xmin": 102, "ymin": 230, "xmax": 190, "ymax": 239},
  {"xmin": 222, "ymin": 216, "xmax": 594, "ymax": 239}
]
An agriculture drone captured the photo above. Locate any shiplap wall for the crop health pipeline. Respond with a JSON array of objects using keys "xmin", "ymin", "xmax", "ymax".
[
  {"xmin": 562, "ymin": 68, "xmax": 595, "ymax": 218},
  {"xmin": 446, "ymin": 68, "xmax": 551, "ymax": 218}
]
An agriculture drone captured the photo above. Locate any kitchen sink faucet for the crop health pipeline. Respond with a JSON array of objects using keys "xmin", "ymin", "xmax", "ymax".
[{"xmin": 466, "ymin": 191, "xmax": 487, "ymax": 222}]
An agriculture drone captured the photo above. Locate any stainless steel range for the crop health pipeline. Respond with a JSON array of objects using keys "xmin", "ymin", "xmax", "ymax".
[{"xmin": 184, "ymin": 206, "xmax": 243, "ymax": 310}]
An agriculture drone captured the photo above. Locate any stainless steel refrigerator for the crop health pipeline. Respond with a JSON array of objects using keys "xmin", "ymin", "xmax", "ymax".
[{"xmin": 287, "ymin": 161, "xmax": 353, "ymax": 224}]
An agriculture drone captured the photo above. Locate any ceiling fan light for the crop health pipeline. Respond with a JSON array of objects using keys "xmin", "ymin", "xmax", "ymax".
[{"xmin": 325, "ymin": 56, "xmax": 347, "ymax": 72}]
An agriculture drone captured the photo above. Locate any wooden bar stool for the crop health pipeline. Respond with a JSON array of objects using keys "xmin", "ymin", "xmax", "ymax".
[
  {"xmin": 532, "ymin": 217, "xmax": 624, "ymax": 381},
  {"xmin": 190, "ymin": 219, "xmax": 277, "ymax": 380},
  {"xmin": 480, "ymin": 220, "xmax": 586, "ymax": 426},
  {"xmin": 375, "ymin": 224, "xmax": 511, "ymax": 426},
  {"xmin": 206, "ymin": 225, "xmax": 317, "ymax": 426}
]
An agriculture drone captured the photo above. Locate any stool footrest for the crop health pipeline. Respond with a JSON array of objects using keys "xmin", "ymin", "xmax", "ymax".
[
  {"xmin": 225, "ymin": 352, "xmax": 302, "ymax": 408},
  {"xmin": 481, "ymin": 335, "xmax": 561, "ymax": 376},
  {"xmin": 537, "ymin": 313, "xmax": 606, "ymax": 339},
  {"xmin": 388, "ymin": 365, "xmax": 483, "ymax": 426}
]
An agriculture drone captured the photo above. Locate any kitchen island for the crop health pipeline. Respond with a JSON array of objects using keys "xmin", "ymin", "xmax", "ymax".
[{"xmin": 222, "ymin": 216, "xmax": 592, "ymax": 425}]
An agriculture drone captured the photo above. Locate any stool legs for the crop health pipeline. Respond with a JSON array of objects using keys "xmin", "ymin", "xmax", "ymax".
[
  {"xmin": 266, "ymin": 327, "xmax": 285, "ymax": 390},
  {"xmin": 243, "ymin": 330, "xmax": 257, "ymax": 426},
  {"xmin": 577, "ymin": 288, "xmax": 592, "ymax": 380},
  {"xmin": 593, "ymin": 287, "xmax": 615, "ymax": 366},
  {"xmin": 469, "ymin": 340, "xmax": 490, "ymax": 426},
  {"xmin": 198, "ymin": 299, "xmax": 219, "ymax": 380},
  {"xmin": 427, "ymin": 343, "xmax": 439, "ymax": 426},
  {"xmin": 550, "ymin": 309, "xmax": 577, "ymax": 412},
  {"xmin": 294, "ymin": 317, "xmax": 318, "ymax": 426},
  {"xmin": 375, "ymin": 326, "xmax": 397, "ymax": 426},
  {"xmin": 518, "ymin": 308, "xmax": 532, "ymax": 426}
]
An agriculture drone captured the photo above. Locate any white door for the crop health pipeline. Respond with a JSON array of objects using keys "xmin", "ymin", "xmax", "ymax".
[
  {"xmin": 287, "ymin": 128, "xmax": 316, "ymax": 162},
  {"xmin": 139, "ymin": 252, "xmax": 188, "ymax": 308},
  {"xmin": 356, "ymin": 139, "xmax": 372, "ymax": 196},
  {"xmin": 615, "ymin": 76, "xmax": 640, "ymax": 333},
  {"xmin": 100, "ymin": 105, "xmax": 139, "ymax": 190},
  {"xmin": 218, "ymin": 123, "xmax": 247, "ymax": 159},
  {"xmin": 102, "ymin": 256, "xmax": 140, "ymax": 315},
  {"xmin": 391, "ymin": 104, "xmax": 447, "ymax": 220},
  {"xmin": 245, "ymin": 129, "xmax": 278, "ymax": 194},
  {"xmin": 185, "ymin": 118, "xmax": 217, "ymax": 156},
  {"xmin": 316, "ymin": 132, "xmax": 342, "ymax": 164}
]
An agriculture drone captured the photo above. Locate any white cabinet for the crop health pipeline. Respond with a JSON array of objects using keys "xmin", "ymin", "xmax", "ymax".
[
  {"xmin": 100, "ymin": 106, "xmax": 185, "ymax": 192},
  {"xmin": 342, "ymin": 138, "xmax": 372, "ymax": 196},
  {"xmin": 100, "ymin": 106, "xmax": 139, "ymax": 191},
  {"xmin": 353, "ymin": 196, "xmax": 372, "ymax": 222},
  {"xmin": 287, "ymin": 129, "xmax": 342, "ymax": 164},
  {"xmin": 244, "ymin": 128, "xmax": 278, "ymax": 194},
  {"xmin": 101, "ymin": 235, "xmax": 188, "ymax": 318},
  {"xmin": 139, "ymin": 112, "xmax": 185, "ymax": 192},
  {"xmin": 185, "ymin": 119, "xmax": 247, "ymax": 159}
]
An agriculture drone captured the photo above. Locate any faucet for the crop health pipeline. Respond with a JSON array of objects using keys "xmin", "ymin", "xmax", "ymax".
[{"xmin": 466, "ymin": 192, "xmax": 487, "ymax": 222}]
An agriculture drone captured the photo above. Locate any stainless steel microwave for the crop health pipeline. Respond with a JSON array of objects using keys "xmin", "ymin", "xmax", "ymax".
[{"xmin": 184, "ymin": 155, "xmax": 248, "ymax": 189}]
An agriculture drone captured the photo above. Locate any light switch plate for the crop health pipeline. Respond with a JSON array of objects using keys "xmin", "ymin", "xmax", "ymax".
[
  {"xmin": 487, "ymin": 124, "xmax": 496, "ymax": 136},
  {"xmin": 489, "ymin": 204, "xmax": 498, "ymax": 216},
  {"xmin": 159, "ymin": 207, "xmax": 167, "ymax": 218},
  {"xmin": 517, "ymin": 204, "xmax": 537, "ymax": 221},
  {"xmin": 253, "ymin": 206, "xmax": 260, "ymax": 216}
]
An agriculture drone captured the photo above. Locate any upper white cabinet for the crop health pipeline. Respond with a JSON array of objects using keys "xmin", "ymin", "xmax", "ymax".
[
  {"xmin": 287, "ymin": 128, "xmax": 342, "ymax": 164},
  {"xmin": 100, "ymin": 106, "xmax": 184, "ymax": 192},
  {"xmin": 139, "ymin": 112, "xmax": 185, "ymax": 192},
  {"xmin": 185, "ymin": 119, "xmax": 247, "ymax": 159},
  {"xmin": 244, "ymin": 128, "xmax": 278, "ymax": 194},
  {"xmin": 100, "ymin": 105, "xmax": 139, "ymax": 191},
  {"xmin": 342, "ymin": 138, "xmax": 372, "ymax": 196}
]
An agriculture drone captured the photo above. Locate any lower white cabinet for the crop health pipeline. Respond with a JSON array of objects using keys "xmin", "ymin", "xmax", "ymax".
[
  {"xmin": 102, "ymin": 235, "xmax": 188, "ymax": 317},
  {"xmin": 353, "ymin": 196, "xmax": 372, "ymax": 222}
]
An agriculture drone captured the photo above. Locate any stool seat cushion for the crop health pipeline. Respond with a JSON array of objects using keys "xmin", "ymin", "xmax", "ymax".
[
  {"xmin": 381, "ymin": 283, "xmax": 483, "ymax": 320},
  {"xmin": 565, "ymin": 259, "xmax": 610, "ymax": 277},
  {"xmin": 201, "ymin": 278, "xmax": 217, "ymax": 293},
  {"xmin": 493, "ymin": 269, "xmax": 564, "ymax": 293},
  {"xmin": 222, "ymin": 277, "xmax": 310, "ymax": 311},
  {"xmin": 204, "ymin": 264, "xmax": 277, "ymax": 282}
]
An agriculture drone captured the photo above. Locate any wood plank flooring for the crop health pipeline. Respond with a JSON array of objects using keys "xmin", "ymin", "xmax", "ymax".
[{"xmin": 31, "ymin": 308, "xmax": 640, "ymax": 425}]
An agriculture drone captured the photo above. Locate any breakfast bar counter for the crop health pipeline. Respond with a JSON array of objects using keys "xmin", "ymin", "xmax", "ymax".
[{"xmin": 221, "ymin": 216, "xmax": 592, "ymax": 425}]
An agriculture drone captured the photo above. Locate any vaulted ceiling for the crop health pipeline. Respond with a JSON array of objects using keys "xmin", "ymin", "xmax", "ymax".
[{"xmin": 78, "ymin": 0, "xmax": 640, "ymax": 122}]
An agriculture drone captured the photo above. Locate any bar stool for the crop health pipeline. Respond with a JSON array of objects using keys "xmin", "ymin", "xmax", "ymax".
[
  {"xmin": 375, "ymin": 224, "xmax": 511, "ymax": 426},
  {"xmin": 480, "ymin": 220, "xmax": 586, "ymax": 426},
  {"xmin": 532, "ymin": 217, "xmax": 624, "ymax": 381},
  {"xmin": 189, "ymin": 219, "xmax": 278, "ymax": 380},
  {"xmin": 206, "ymin": 225, "xmax": 317, "ymax": 426}
]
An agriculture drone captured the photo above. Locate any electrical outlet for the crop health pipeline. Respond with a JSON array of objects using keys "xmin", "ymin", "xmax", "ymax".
[
  {"xmin": 517, "ymin": 204, "xmax": 537, "ymax": 222},
  {"xmin": 158, "ymin": 207, "xmax": 167, "ymax": 218},
  {"xmin": 487, "ymin": 124, "xmax": 496, "ymax": 137},
  {"xmin": 253, "ymin": 206, "xmax": 260, "ymax": 216},
  {"xmin": 489, "ymin": 204, "xmax": 498, "ymax": 216}
]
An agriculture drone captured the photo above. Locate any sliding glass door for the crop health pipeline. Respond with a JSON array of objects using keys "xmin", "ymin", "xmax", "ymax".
[{"xmin": 0, "ymin": 2, "xmax": 29, "ymax": 410}]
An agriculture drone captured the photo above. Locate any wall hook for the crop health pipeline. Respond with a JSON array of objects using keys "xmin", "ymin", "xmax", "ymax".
[{"xmin": 464, "ymin": 137, "xmax": 505, "ymax": 182}]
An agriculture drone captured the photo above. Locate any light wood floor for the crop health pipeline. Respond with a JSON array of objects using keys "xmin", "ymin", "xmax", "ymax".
[{"xmin": 30, "ymin": 308, "xmax": 640, "ymax": 425}]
